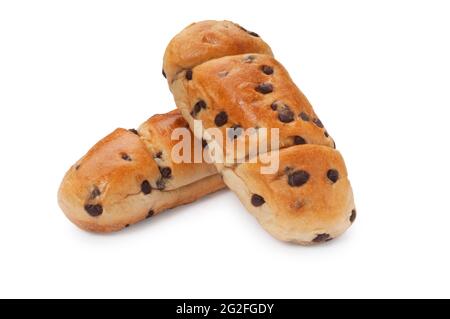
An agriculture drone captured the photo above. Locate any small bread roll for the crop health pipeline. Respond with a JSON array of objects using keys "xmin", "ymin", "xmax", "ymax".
[{"xmin": 58, "ymin": 110, "xmax": 224, "ymax": 232}]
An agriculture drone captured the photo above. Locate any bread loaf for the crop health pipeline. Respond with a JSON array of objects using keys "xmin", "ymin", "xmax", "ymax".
[
  {"xmin": 164, "ymin": 21, "xmax": 356, "ymax": 244},
  {"xmin": 58, "ymin": 110, "xmax": 224, "ymax": 232}
]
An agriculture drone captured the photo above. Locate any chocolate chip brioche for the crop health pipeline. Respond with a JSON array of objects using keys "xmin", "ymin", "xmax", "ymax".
[
  {"xmin": 58, "ymin": 110, "xmax": 224, "ymax": 233},
  {"xmin": 164, "ymin": 21, "xmax": 356, "ymax": 244}
]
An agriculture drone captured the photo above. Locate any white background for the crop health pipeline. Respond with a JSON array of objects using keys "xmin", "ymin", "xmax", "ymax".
[{"xmin": 0, "ymin": 0, "xmax": 449, "ymax": 299}]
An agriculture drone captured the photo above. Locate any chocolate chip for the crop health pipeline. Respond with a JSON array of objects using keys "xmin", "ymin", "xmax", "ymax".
[
  {"xmin": 238, "ymin": 25, "xmax": 248, "ymax": 32},
  {"xmin": 125, "ymin": 224, "xmax": 130, "ymax": 228},
  {"xmin": 84, "ymin": 204, "xmax": 103, "ymax": 217},
  {"xmin": 299, "ymin": 112, "xmax": 310, "ymax": 121},
  {"xmin": 293, "ymin": 136, "xmax": 306, "ymax": 145},
  {"xmin": 327, "ymin": 169, "xmax": 339, "ymax": 183},
  {"xmin": 350, "ymin": 209, "xmax": 357, "ymax": 223},
  {"xmin": 243, "ymin": 55, "xmax": 256, "ymax": 63},
  {"xmin": 90, "ymin": 186, "xmax": 101, "ymax": 200},
  {"xmin": 128, "ymin": 129, "xmax": 139, "ymax": 135},
  {"xmin": 75, "ymin": 164, "xmax": 81, "ymax": 170},
  {"xmin": 278, "ymin": 107, "xmax": 295, "ymax": 123},
  {"xmin": 162, "ymin": 69, "xmax": 166, "ymax": 79},
  {"xmin": 146, "ymin": 210, "xmax": 155, "ymax": 219},
  {"xmin": 313, "ymin": 118, "xmax": 324, "ymax": 128},
  {"xmin": 238, "ymin": 25, "xmax": 260, "ymax": 37},
  {"xmin": 312, "ymin": 233, "xmax": 330, "ymax": 243},
  {"xmin": 288, "ymin": 170, "xmax": 310, "ymax": 187},
  {"xmin": 324, "ymin": 131, "xmax": 329, "ymax": 138},
  {"xmin": 141, "ymin": 180, "xmax": 152, "ymax": 195},
  {"xmin": 228, "ymin": 125, "xmax": 243, "ymax": 139},
  {"xmin": 251, "ymin": 194, "xmax": 265, "ymax": 207},
  {"xmin": 121, "ymin": 153, "xmax": 132, "ymax": 161},
  {"xmin": 160, "ymin": 167, "xmax": 172, "ymax": 179},
  {"xmin": 270, "ymin": 102, "xmax": 278, "ymax": 110},
  {"xmin": 154, "ymin": 151, "xmax": 163, "ymax": 159},
  {"xmin": 202, "ymin": 139, "xmax": 208, "ymax": 148},
  {"xmin": 193, "ymin": 100, "xmax": 207, "ymax": 116},
  {"xmin": 332, "ymin": 140, "xmax": 336, "ymax": 149},
  {"xmin": 261, "ymin": 65, "xmax": 274, "ymax": 75},
  {"xmin": 214, "ymin": 111, "xmax": 228, "ymax": 127},
  {"xmin": 185, "ymin": 69, "xmax": 193, "ymax": 80},
  {"xmin": 255, "ymin": 83, "xmax": 273, "ymax": 94},
  {"xmin": 156, "ymin": 179, "xmax": 166, "ymax": 190}
]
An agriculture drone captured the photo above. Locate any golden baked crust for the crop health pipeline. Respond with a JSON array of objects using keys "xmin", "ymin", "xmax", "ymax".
[
  {"xmin": 138, "ymin": 109, "xmax": 218, "ymax": 190},
  {"xmin": 58, "ymin": 111, "xmax": 225, "ymax": 233},
  {"xmin": 171, "ymin": 54, "xmax": 334, "ymax": 162},
  {"xmin": 163, "ymin": 20, "xmax": 273, "ymax": 85}
]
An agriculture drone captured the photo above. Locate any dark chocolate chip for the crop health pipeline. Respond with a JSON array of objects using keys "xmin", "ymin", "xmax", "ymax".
[
  {"xmin": 146, "ymin": 210, "xmax": 155, "ymax": 219},
  {"xmin": 324, "ymin": 131, "xmax": 329, "ymax": 138},
  {"xmin": 185, "ymin": 69, "xmax": 193, "ymax": 80},
  {"xmin": 243, "ymin": 55, "xmax": 256, "ymax": 63},
  {"xmin": 128, "ymin": 128, "xmax": 139, "ymax": 135},
  {"xmin": 293, "ymin": 136, "xmax": 306, "ymax": 145},
  {"xmin": 90, "ymin": 186, "xmax": 101, "ymax": 200},
  {"xmin": 327, "ymin": 169, "xmax": 339, "ymax": 183},
  {"xmin": 162, "ymin": 69, "xmax": 166, "ymax": 79},
  {"xmin": 350, "ymin": 209, "xmax": 357, "ymax": 223},
  {"xmin": 313, "ymin": 118, "xmax": 324, "ymax": 128},
  {"xmin": 160, "ymin": 167, "xmax": 172, "ymax": 179},
  {"xmin": 261, "ymin": 65, "xmax": 274, "ymax": 75},
  {"xmin": 121, "ymin": 153, "xmax": 132, "ymax": 161},
  {"xmin": 238, "ymin": 25, "xmax": 260, "ymax": 37},
  {"xmin": 326, "ymin": 238, "xmax": 334, "ymax": 242},
  {"xmin": 299, "ymin": 112, "xmax": 310, "ymax": 121},
  {"xmin": 270, "ymin": 102, "xmax": 278, "ymax": 110},
  {"xmin": 228, "ymin": 125, "xmax": 243, "ymax": 139},
  {"xmin": 75, "ymin": 164, "xmax": 81, "ymax": 170},
  {"xmin": 278, "ymin": 107, "xmax": 295, "ymax": 123},
  {"xmin": 313, "ymin": 233, "xmax": 330, "ymax": 243},
  {"xmin": 202, "ymin": 139, "xmax": 208, "ymax": 148},
  {"xmin": 193, "ymin": 100, "xmax": 207, "ymax": 115},
  {"xmin": 154, "ymin": 151, "xmax": 163, "ymax": 159},
  {"xmin": 255, "ymin": 83, "xmax": 273, "ymax": 94},
  {"xmin": 156, "ymin": 179, "xmax": 166, "ymax": 190},
  {"xmin": 214, "ymin": 111, "xmax": 228, "ymax": 127},
  {"xmin": 125, "ymin": 224, "xmax": 130, "ymax": 228},
  {"xmin": 288, "ymin": 170, "xmax": 310, "ymax": 187},
  {"xmin": 238, "ymin": 25, "xmax": 248, "ymax": 32},
  {"xmin": 251, "ymin": 194, "xmax": 265, "ymax": 207},
  {"xmin": 141, "ymin": 180, "xmax": 152, "ymax": 195},
  {"xmin": 84, "ymin": 204, "xmax": 103, "ymax": 217}
]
